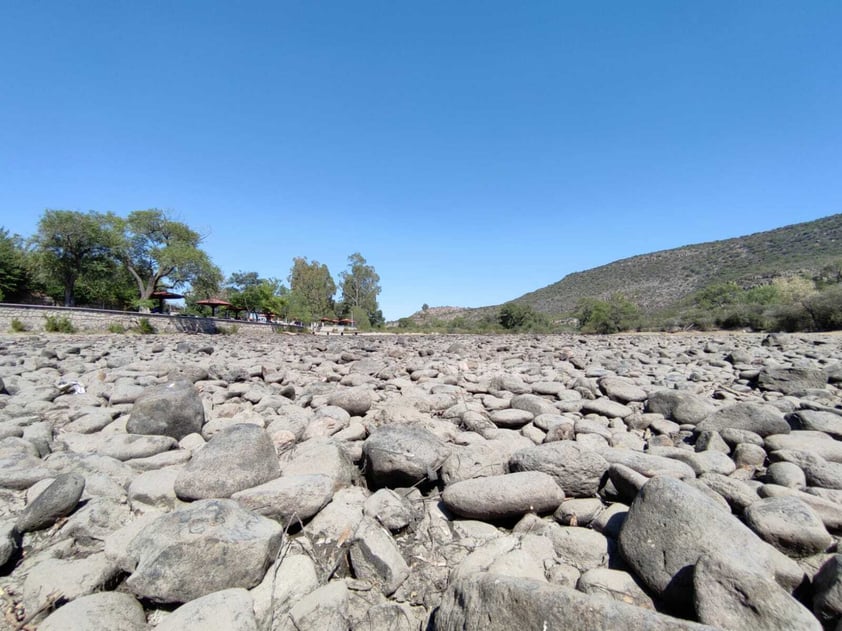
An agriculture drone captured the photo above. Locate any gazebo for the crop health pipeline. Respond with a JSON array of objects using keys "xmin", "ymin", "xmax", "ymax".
[
  {"xmin": 150, "ymin": 290, "xmax": 183, "ymax": 313},
  {"xmin": 196, "ymin": 297, "xmax": 233, "ymax": 317}
]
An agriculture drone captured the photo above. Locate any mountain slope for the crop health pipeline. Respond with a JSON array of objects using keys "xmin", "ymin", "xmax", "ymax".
[{"xmin": 513, "ymin": 213, "xmax": 842, "ymax": 315}]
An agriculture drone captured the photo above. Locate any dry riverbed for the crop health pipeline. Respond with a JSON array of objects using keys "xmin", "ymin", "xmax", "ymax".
[{"xmin": 0, "ymin": 331, "xmax": 841, "ymax": 630}]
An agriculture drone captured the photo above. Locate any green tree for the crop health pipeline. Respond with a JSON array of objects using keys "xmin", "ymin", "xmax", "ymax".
[
  {"xmin": 0, "ymin": 228, "xmax": 32, "ymax": 302},
  {"xmin": 34, "ymin": 209, "xmax": 118, "ymax": 306},
  {"xmin": 118, "ymin": 209, "xmax": 220, "ymax": 311},
  {"xmin": 694, "ymin": 282, "xmax": 742, "ymax": 310},
  {"xmin": 289, "ymin": 257, "xmax": 336, "ymax": 322},
  {"xmin": 338, "ymin": 252, "xmax": 381, "ymax": 325}
]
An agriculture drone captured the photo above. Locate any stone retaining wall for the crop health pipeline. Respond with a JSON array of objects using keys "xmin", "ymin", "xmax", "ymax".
[{"xmin": 0, "ymin": 304, "xmax": 287, "ymax": 336}]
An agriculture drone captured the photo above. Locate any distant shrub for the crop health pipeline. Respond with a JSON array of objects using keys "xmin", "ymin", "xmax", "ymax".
[
  {"xmin": 576, "ymin": 295, "xmax": 640, "ymax": 334},
  {"xmin": 107, "ymin": 322, "xmax": 126, "ymax": 334},
  {"xmin": 134, "ymin": 318, "xmax": 156, "ymax": 334},
  {"xmin": 803, "ymin": 286, "xmax": 842, "ymax": 331},
  {"xmin": 216, "ymin": 323, "xmax": 238, "ymax": 335},
  {"xmin": 44, "ymin": 315, "xmax": 75, "ymax": 333},
  {"xmin": 10, "ymin": 318, "xmax": 27, "ymax": 332}
]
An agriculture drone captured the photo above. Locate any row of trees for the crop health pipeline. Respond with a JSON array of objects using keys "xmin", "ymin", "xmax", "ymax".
[{"xmin": 0, "ymin": 209, "xmax": 382, "ymax": 327}]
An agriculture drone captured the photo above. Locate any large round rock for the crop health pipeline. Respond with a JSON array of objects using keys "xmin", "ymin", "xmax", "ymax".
[
  {"xmin": 175, "ymin": 424, "xmax": 281, "ymax": 500},
  {"xmin": 363, "ymin": 424, "xmax": 451, "ymax": 487},
  {"xmin": 127, "ymin": 380, "xmax": 205, "ymax": 440},
  {"xmin": 618, "ymin": 476, "xmax": 803, "ymax": 613},
  {"xmin": 124, "ymin": 499, "xmax": 283, "ymax": 603},
  {"xmin": 509, "ymin": 442, "xmax": 609, "ymax": 497}
]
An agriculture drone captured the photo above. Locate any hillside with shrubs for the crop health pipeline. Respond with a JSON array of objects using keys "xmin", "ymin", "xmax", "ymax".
[{"xmin": 399, "ymin": 214, "xmax": 842, "ymax": 333}]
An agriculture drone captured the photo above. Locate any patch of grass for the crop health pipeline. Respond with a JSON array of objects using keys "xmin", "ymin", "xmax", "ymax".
[
  {"xmin": 134, "ymin": 317, "xmax": 156, "ymax": 334},
  {"xmin": 44, "ymin": 315, "xmax": 75, "ymax": 333},
  {"xmin": 107, "ymin": 322, "xmax": 126, "ymax": 334},
  {"xmin": 10, "ymin": 318, "xmax": 28, "ymax": 332},
  {"xmin": 215, "ymin": 323, "xmax": 238, "ymax": 335}
]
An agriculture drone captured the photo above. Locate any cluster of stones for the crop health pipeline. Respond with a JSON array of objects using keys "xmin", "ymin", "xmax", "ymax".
[{"xmin": 0, "ymin": 330, "xmax": 841, "ymax": 630}]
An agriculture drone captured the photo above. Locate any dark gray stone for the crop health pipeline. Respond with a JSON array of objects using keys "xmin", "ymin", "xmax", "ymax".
[
  {"xmin": 694, "ymin": 554, "xmax": 820, "ymax": 631},
  {"xmin": 15, "ymin": 472, "xmax": 85, "ymax": 533},
  {"xmin": 618, "ymin": 477, "xmax": 803, "ymax": 612},
  {"xmin": 363, "ymin": 424, "xmax": 450, "ymax": 487},
  {"xmin": 127, "ymin": 379, "xmax": 205, "ymax": 440}
]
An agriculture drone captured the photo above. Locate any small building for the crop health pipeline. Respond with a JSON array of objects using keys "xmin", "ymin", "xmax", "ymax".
[{"xmin": 314, "ymin": 317, "xmax": 357, "ymax": 334}]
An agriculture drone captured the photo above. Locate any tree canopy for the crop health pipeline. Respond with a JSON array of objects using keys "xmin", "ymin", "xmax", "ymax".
[
  {"xmin": 339, "ymin": 252, "xmax": 382, "ymax": 326},
  {"xmin": 288, "ymin": 257, "xmax": 336, "ymax": 322}
]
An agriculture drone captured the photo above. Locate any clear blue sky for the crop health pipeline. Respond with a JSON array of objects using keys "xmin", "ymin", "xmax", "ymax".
[{"xmin": 2, "ymin": 2, "xmax": 840, "ymax": 320}]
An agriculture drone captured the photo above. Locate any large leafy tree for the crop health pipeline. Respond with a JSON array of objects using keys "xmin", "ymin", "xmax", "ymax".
[
  {"xmin": 118, "ymin": 209, "xmax": 220, "ymax": 311},
  {"xmin": 34, "ymin": 210, "xmax": 119, "ymax": 306},
  {"xmin": 338, "ymin": 252, "xmax": 382, "ymax": 326},
  {"xmin": 224, "ymin": 271, "xmax": 288, "ymax": 318},
  {"xmin": 288, "ymin": 257, "xmax": 336, "ymax": 322},
  {"xmin": 0, "ymin": 228, "xmax": 32, "ymax": 302}
]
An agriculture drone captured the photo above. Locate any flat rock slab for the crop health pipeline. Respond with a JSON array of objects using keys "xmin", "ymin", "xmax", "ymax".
[
  {"xmin": 435, "ymin": 573, "xmax": 717, "ymax": 631},
  {"xmin": 57, "ymin": 432, "xmax": 177, "ymax": 461},
  {"xmin": 175, "ymin": 423, "xmax": 281, "ymax": 500},
  {"xmin": 37, "ymin": 591, "xmax": 147, "ymax": 631},
  {"xmin": 442, "ymin": 471, "xmax": 564, "ymax": 521},
  {"xmin": 125, "ymin": 499, "xmax": 283, "ymax": 603},
  {"xmin": 231, "ymin": 473, "xmax": 334, "ymax": 523},
  {"xmin": 155, "ymin": 588, "xmax": 258, "ymax": 631}
]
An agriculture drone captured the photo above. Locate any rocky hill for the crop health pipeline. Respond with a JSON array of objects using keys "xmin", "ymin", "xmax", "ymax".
[
  {"xmin": 405, "ymin": 214, "xmax": 842, "ymax": 323},
  {"xmin": 515, "ymin": 213, "xmax": 842, "ymax": 315}
]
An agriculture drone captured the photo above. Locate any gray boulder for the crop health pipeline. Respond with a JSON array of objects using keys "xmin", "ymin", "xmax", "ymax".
[
  {"xmin": 509, "ymin": 442, "xmax": 609, "ymax": 497},
  {"xmin": 813, "ymin": 554, "xmax": 842, "ymax": 626},
  {"xmin": 743, "ymin": 495, "xmax": 832, "ymax": 557},
  {"xmin": 788, "ymin": 409, "xmax": 842, "ymax": 439},
  {"xmin": 442, "ymin": 471, "xmax": 564, "ymax": 520},
  {"xmin": 327, "ymin": 387, "xmax": 372, "ymax": 416},
  {"xmin": 125, "ymin": 499, "xmax": 283, "ymax": 603},
  {"xmin": 696, "ymin": 402, "xmax": 790, "ymax": 437},
  {"xmin": 363, "ymin": 424, "xmax": 450, "ymax": 487},
  {"xmin": 175, "ymin": 424, "xmax": 281, "ymax": 500},
  {"xmin": 646, "ymin": 390, "xmax": 715, "ymax": 424},
  {"xmin": 349, "ymin": 516, "xmax": 410, "ymax": 595},
  {"xmin": 127, "ymin": 379, "xmax": 205, "ymax": 440},
  {"xmin": 618, "ymin": 476, "xmax": 803, "ymax": 612},
  {"xmin": 757, "ymin": 366, "xmax": 827, "ymax": 395},
  {"xmin": 694, "ymin": 554, "xmax": 820, "ymax": 631},
  {"xmin": 434, "ymin": 573, "xmax": 716, "ymax": 631}
]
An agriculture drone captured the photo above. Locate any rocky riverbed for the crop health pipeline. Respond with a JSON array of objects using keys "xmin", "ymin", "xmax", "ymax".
[{"xmin": 1, "ymin": 331, "xmax": 841, "ymax": 630}]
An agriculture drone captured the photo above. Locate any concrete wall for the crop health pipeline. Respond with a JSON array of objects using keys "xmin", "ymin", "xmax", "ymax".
[{"xmin": 0, "ymin": 304, "xmax": 290, "ymax": 336}]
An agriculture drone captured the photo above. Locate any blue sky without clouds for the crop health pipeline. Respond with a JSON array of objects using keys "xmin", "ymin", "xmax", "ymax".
[{"xmin": 2, "ymin": 2, "xmax": 840, "ymax": 320}]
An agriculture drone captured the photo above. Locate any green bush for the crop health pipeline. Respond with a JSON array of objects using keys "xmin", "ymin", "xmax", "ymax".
[
  {"xmin": 44, "ymin": 315, "xmax": 75, "ymax": 333},
  {"xmin": 107, "ymin": 322, "xmax": 126, "ymax": 334},
  {"xmin": 10, "ymin": 318, "xmax": 28, "ymax": 332},
  {"xmin": 216, "ymin": 323, "xmax": 239, "ymax": 335},
  {"xmin": 576, "ymin": 295, "xmax": 640, "ymax": 334},
  {"xmin": 803, "ymin": 286, "xmax": 842, "ymax": 331},
  {"xmin": 134, "ymin": 318, "xmax": 156, "ymax": 334}
]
